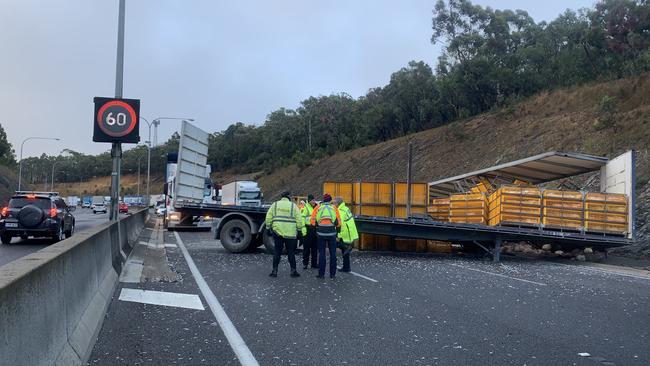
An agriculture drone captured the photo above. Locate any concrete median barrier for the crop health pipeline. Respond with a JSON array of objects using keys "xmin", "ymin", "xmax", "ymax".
[{"xmin": 0, "ymin": 209, "xmax": 148, "ymax": 366}]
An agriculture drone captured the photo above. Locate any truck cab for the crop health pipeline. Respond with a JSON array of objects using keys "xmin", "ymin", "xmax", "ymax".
[{"xmin": 220, "ymin": 181, "xmax": 262, "ymax": 207}]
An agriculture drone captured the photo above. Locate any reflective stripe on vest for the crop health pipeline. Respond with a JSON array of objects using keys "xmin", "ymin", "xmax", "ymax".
[{"xmin": 272, "ymin": 201, "xmax": 295, "ymax": 223}]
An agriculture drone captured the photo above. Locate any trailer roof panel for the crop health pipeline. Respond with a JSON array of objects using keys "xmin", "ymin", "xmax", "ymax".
[{"xmin": 428, "ymin": 151, "xmax": 608, "ymax": 197}]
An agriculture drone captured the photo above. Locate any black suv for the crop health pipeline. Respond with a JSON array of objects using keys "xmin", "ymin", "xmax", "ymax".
[{"xmin": 0, "ymin": 191, "xmax": 76, "ymax": 244}]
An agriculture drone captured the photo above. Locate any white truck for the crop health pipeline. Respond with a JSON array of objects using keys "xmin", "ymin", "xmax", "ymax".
[
  {"xmin": 91, "ymin": 196, "xmax": 104, "ymax": 208},
  {"xmin": 220, "ymin": 181, "xmax": 262, "ymax": 207},
  {"xmin": 163, "ymin": 121, "xmax": 277, "ymax": 254},
  {"xmin": 66, "ymin": 196, "xmax": 80, "ymax": 207}
]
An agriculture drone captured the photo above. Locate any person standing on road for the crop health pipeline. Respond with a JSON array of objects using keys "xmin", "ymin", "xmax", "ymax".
[
  {"xmin": 301, "ymin": 194, "xmax": 318, "ymax": 269},
  {"xmin": 333, "ymin": 196, "xmax": 358, "ymax": 273},
  {"xmin": 265, "ymin": 191, "xmax": 306, "ymax": 278},
  {"xmin": 310, "ymin": 193, "xmax": 341, "ymax": 279}
]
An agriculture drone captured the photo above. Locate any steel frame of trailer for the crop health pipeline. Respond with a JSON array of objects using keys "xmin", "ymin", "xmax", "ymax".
[{"xmin": 354, "ymin": 215, "xmax": 632, "ymax": 262}]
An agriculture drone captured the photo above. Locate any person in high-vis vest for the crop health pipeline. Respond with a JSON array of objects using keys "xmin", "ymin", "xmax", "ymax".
[
  {"xmin": 301, "ymin": 194, "xmax": 318, "ymax": 269},
  {"xmin": 265, "ymin": 191, "xmax": 306, "ymax": 278},
  {"xmin": 333, "ymin": 196, "xmax": 358, "ymax": 272},
  {"xmin": 310, "ymin": 193, "xmax": 341, "ymax": 278}
]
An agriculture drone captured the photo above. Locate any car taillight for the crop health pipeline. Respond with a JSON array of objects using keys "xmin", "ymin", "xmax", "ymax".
[
  {"xmin": 50, "ymin": 208, "xmax": 57, "ymax": 218},
  {"xmin": 1, "ymin": 207, "xmax": 7, "ymax": 217}
]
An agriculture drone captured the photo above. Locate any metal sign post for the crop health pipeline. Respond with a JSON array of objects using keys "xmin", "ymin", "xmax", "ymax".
[{"xmin": 111, "ymin": 0, "xmax": 126, "ymax": 221}]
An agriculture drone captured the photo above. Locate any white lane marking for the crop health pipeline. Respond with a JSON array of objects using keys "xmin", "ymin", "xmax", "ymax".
[
  {"xmin": 174, "ymin": 231, "xmax": 259, "ymax": 366},
  {"xmin": 119, "ymin": 288, "xmax": 205, "ymax": 310},
  {"xmin": 449, "ymin": 263, "xmax": 547, "ymax": 286},
  {"xmin": 165, "ymin": 243, "xmax": 177, "ymax": 248},
  {"xmin": 554, "ymin": 262, "xmax": 650, "ymax": 281},
  {"xmin": 338, "ymin": 267, "xmax": 379, "ymax": 283}
]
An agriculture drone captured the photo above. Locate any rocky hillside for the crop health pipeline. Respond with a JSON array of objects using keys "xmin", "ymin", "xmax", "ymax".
[{"xmin": 253, "ymin": 74, "xmax": 650, "ymax": 257}]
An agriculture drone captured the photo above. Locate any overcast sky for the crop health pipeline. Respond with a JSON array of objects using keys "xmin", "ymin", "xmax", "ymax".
[{"xmin": 0, "ymin": 0, "xmax": 595, "ymax": 158}]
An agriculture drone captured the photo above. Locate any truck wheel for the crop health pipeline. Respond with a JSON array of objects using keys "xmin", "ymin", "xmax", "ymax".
[
  {"xmin": 220, "ymin": 219, "xmax": 251, "ymax": 253},
  {"xmin": 1, "ymin": 235, "xmax": 12, "ymax": 244},
  {"xmin": 262, "ymin": 228, "xmax": 275, "ymax": 255}
]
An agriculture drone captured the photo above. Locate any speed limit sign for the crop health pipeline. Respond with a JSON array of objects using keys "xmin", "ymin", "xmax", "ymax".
[{"xmin": 93, "ymin": 97, "xmax": 140, "ymax": 143}]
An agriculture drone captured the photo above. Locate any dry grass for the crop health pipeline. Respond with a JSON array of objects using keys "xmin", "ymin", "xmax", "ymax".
[{"xmin": 257, "ymin": 73, "xmax": 650, "ymax": 200}]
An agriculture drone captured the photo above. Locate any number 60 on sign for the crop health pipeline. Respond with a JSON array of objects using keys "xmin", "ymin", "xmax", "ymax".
[{"xmin": 93, "ymin": 97, "xmax": 140, "ymax": 143}]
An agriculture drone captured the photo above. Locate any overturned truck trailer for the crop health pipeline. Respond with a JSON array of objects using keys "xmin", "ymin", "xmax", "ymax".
[{"xmin": 352, "ymin": 151, "xmax": 636, "ymax": 261}]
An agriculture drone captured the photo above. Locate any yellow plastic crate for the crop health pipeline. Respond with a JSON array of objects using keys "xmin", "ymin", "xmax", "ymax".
[
  {"xmin": 585, "ymin": 202, "xmax": 628, "ymax": 213},
  {"xmin": 543, "ymin": 207, "xmax": 583, "ymax": 220},
  {"xmin": 543, "ymin": 198, "xmax": 583, "ymax": 210},
  {"xmin": 585, "ymin": 221, "xmax": 627, "ymax": 235},
  {"xmin": 585, "ymin": 192, "xmax": 627, "ymax": 204},
  {"xmin": 489, "ymin": 213, "xmax": 540, "ymax": 226},
  {"xmin": 543, "ymin": 217, "xmax": 582, "ymax": 231},
  {"xmin": 585, "ymin": 211, "xmax": 627, "ymax": 224},
  {"xmin": 450, "ymin": 216, "xmax": 488, "ymax": 225}
]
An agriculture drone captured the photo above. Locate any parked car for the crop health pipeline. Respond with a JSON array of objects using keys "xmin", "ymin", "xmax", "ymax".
[
  {"xmin": 119, "ymin": 202, "xmax": 129, "ymax": 214},
  {"xmin": 0, "ymin": 191, "xmax": 75, "ymax": 244},
  {"xmin": 93, "ymin": 203, "xmax": 108, "ymax": 214}
]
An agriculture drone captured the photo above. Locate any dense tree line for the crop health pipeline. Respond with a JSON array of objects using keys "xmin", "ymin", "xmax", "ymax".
[{"xmin": 17, "ymin": 0, "xmax": 650, "ymax": 180}]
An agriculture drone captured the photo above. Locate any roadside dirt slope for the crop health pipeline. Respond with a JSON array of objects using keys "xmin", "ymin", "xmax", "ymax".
[{"xmin": 256, "ymin": 74, "xmax": 650, "ymax": 257}]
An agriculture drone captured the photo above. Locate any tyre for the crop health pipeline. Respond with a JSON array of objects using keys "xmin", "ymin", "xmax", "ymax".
[
  {"xmin": 65, "ymin": 222, "xmax": 74, "ymax": 238},
  {"xmin": 219, "ymin": 219, "xmax": 252, "ymax": 253},
  {"xmin": 52, "ymin": 226, "xmax": 64, "ymax": 243},
  {"xmin": 1, "ymin": 234, "xmax": 12, "ymax": 244}
]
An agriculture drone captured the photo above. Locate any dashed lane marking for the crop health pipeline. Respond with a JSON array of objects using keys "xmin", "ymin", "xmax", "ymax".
[
  {"xmin": 449, "ymin": 263, "xmax": 547, "ymax": 286},
  {"xmin": 118, "ymin": 288, "xmax": 205, "ymax": 310},
  {"xmin": 174, "ymin": 231, "xmax": 260, "ymax": 366}
]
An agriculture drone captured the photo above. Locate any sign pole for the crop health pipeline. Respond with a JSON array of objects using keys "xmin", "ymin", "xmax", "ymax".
[{"xmin": 111, "ymin": 0, "xmax": 126, "ymax": 221}]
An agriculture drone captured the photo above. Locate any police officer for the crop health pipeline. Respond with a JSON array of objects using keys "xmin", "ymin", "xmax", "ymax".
[
  {"xmin": 310, "ymin": 193, "xmax": 341, "ymax": 279},
  {"xmin": 301, "ymin": 194, "xmax": 318, "ymax": 269},
  {"xmin": 265, "ymin": 191, "xmax": 305, "ymax": 278},
  {"xmin": 333, "ymin": 196, "xmax": 358, "ymax": 272}
]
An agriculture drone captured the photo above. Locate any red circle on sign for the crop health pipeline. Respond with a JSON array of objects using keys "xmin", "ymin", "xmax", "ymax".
[{"xmin": 96, "ymin": 100, "xmax": 137, "ymax": 137}]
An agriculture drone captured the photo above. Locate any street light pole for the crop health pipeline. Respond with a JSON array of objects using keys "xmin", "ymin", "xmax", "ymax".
[
  {"xmin": 18, "ymin": 137, "xmax": 60, "ymax": 191},
  {"xmin": 110, "ymin": 0, "xmax": 126, "ymax": 221},
  {"xmin": 51, "ymin": 161, "xmax": 57, "ymax": 191},
  {"xmin": 151, "ymin": 117, "xmax": 194, "ymax": 147}
]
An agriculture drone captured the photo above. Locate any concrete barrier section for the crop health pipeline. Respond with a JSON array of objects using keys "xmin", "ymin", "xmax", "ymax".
[{"xmin": 0, "ymin": 209, "xmax": 148, "ymax": 366}]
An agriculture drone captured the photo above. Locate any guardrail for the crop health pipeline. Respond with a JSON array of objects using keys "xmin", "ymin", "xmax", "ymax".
[{"xmin": 0, "ymin": 209, "xmax": 148, "ymax": 366}]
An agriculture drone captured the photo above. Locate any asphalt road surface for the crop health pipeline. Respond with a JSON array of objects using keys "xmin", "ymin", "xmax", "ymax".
[
  {"xmin": 89, "ymin": 222, "xmax": 650, "ymax": 366},
  {"xmin": 0, "ymin": 208, "xmax": 125, "ymax": 267}
]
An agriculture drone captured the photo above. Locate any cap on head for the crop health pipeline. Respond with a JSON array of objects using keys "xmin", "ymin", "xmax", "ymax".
[
  {"xmin": 281, "ymin": 191, "xmax": 291, "ymax": 198},
  {"xmin": 333, "ymin": 196, "xmax": 343, "ymax": 205},
  {"xmin": 322, "ymin": 193, "xmax": 332, "ymax": 202},
  {"xmin": 307, "ymin": 194, "xmax": 315, "ymax": 201}
]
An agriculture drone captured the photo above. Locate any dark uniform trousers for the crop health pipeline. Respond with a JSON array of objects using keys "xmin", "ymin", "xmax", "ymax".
[{"xmin": 302, "ymin": 225, "xmax": 317, "ymax": 267}]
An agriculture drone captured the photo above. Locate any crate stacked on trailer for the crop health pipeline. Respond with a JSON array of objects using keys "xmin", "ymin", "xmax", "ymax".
[
  {"xmin": 488, "ymin": 185, "xmax": 542, "ymax": 228},
  {"xmin": 584, "ymin": 192, "xmax": 628, "ymax": 235},
  {"xmin": 541, "ymin": 189, "xmax": 584, "ymax": 231},
  {"xmin": 449, "ymin": 193, "xmax": 489, "ymax": 225}
]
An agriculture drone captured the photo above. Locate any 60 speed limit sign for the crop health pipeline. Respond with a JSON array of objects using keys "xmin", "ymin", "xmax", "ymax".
[{"xmin": 93, "ymin": 97, "xmax": 140, "ymax": 143}]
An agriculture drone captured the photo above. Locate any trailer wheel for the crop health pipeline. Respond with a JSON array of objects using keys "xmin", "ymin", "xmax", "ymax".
[{"xmin": 220, "ymin": 219, "xmax": 252, "ymax": 253}]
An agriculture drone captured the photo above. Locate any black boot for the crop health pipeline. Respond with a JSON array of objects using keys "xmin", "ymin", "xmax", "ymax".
[
  {"xmin": 290, "ymin": 270, "xmax": 300, "ymax": 278},
  {"xmin": 269, "ymin": 269, "xmax": 278, "ymax": 277}
]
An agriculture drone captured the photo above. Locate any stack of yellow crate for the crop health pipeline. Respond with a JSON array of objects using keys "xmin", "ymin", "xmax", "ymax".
[
  {"xmin": 488, "ymin": 186, "xmax": 542, "ymax": 227},
  {"xmin": 542, "ymin": 189, "xmax": 584, "ymax": 231},
  {"xmin": 584, "ymin": 193, "xmax": 628, "ymax": 235},
  {"xmin": 449, "ymin": 193, "xmax": 489, "ymax": 224},
  {"xmin": 427, "ymin": 197, "xmax": 450, "ymax": 221},
  {"xmin": 393, "ymin": 183, "xmax": 428, "ymax": 218}
]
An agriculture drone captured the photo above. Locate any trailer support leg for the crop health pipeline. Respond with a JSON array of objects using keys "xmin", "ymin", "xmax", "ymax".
[{"xmin": 493, "ymin": 237, "xmax": 502, "ymax": 263}]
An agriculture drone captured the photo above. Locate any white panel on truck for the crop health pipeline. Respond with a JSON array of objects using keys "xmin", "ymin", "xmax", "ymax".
[
  {"xmin": 600, "ymin": 150, "xmax": 636, "ymax": 239},
  {"xmin": 175, "ymin": 121, "xmax": 209, "ymax": 206}
]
